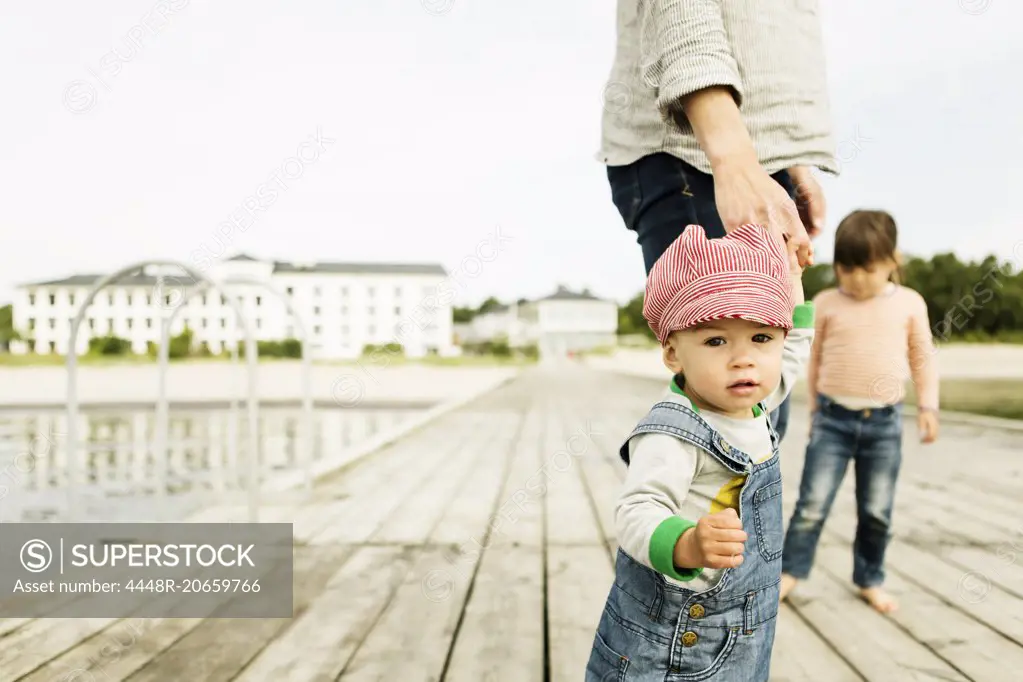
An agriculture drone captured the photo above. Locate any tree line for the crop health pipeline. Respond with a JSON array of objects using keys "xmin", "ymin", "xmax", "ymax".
[{"xmin": 619, "ymin": 252, "xmax": 1023, "ymax": 343}]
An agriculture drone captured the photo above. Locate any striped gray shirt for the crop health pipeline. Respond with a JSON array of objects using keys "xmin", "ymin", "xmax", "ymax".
[{"xmin": 599, "ymin": 0, "xmax": 839, "ymax": 176}]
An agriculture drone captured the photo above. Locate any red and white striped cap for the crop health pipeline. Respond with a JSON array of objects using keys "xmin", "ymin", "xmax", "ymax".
[{"xmin": 643, "ymin": 223, "xmax": 793, "ymax": 344}]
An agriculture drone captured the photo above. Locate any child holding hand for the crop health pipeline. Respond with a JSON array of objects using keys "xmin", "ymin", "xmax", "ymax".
[
  {"xmin": 586, "ymin": 223, "xmax": 814, "ymax": 682},
  {"xmin": 779, "ymin": 209, "xmax": 939, "ymax": 614}
]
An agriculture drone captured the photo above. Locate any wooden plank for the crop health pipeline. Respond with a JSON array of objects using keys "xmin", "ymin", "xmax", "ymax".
[
  {"xmin": 822, "ymin": 504, "xmax": 1023, "ymax": 647},
  {"xmin": 124, "ymin": 544, "xmax": 351, "ymax": 682},
  {"xmin": 786, "ymin": 569, "xmax": 969, "ymax": 681},
  {"xmin": 306, "ymin": 430, "xmax": 457, "ymax": 545},
  {"xmin": 371, "ymin": 417, "xmax": 487, "ymax": 545},
  {"xmin": 231, "ymin": 545, "xmax": 414, "ymax": 681},
  {"xmin": 444, "ymin": 545, "xmax": 545, "ymax": 682},
  {"xmin": 341, "ymin": 410, "xmax": 529, "ymax": 681},
  {"xmin": 0, "ymin": 617, "xmax": 117, "ymax": 681},
  {"xmin": 430, "ymin": 410, "xmax": 522, "ymax": 546},
  {"xmin": 816, "ymin": 544, "xmax": 1023, "ymax": 682},
  {"xmin": 16, "ymin": 564, "xmax": 228, "ymax": 682},
  {"xmin": 547, "ymin": 545, "xmax": 614, "ymax": 682},
  {"xmin": 544, "ymin": 402, "xmax": 604, "ymax": 547},
  {"xmin": 769, "ymin": 604, "xmax": 863, "ymax": 682},
  {"xmin": 933, "ymin": 544, "xmax": 1023, "ymax": 598},
  {"xmin": 442, "ymin": 398, "xmax": 547, "ymax": 682}
]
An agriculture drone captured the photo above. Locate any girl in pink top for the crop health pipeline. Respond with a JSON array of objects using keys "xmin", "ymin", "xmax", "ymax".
[{"xmin": 778, "ymin": 209, "xmax": 940, "ymax": 614}]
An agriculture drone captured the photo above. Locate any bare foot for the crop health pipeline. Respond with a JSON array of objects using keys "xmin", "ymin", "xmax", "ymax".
[
  {"xmin": 860, "ymin": 586, "xmax": 898, "ymax": 614},
  {"xmin": 779, "ymin": 573, "xmax": 799, "ymax": 602}
]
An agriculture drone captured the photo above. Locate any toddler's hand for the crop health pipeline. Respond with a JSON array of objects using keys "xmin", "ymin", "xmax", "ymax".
[
  {"xmin": 918, "ymin": 410, "xmax": 939, "ymax": 444},
  {"xmin": 674, "ymin": 508, "xmax": 748, "ymax": 570}
]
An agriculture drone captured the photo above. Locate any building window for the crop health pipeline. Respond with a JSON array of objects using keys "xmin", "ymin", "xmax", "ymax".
[
  {"xmin": 314, "ymin": 325, "xmax": 322, "ymax": 335},
  {"xmin": 146, "ymin": 295, "xmax": 152, "ymax": 305},
  {"xmin": 28, "ymin": 318, "xmax": 35, "ymax": 330},
  {"xmin": 49, "ymin": 341, "xmax": 56, "ymax": 353},
  {"xmin": 108, "ymin": 318, "xmax": 114, "ymax": 332},
  {"xmin": 394, "ymin": 306, "xmax": 401, "ymax": 315},
  {"xmin": 314, "ymin": 306, "xmax": 321, "ymax": 316},
  {"xmin": 107, "ymin": 294, "xmax": 114, "ymax": 305},
  {"xmin": 28, "ymin": 294, "xmax": 35, "ymax": 305},
  {"xmin": 50, "ymin": 294, "xmax": 57, "ymax": 306},
  {"xmin": 221, "ymin": 319, "xmax": 227, "ymax": 329},
  {"xmin": 69, "ymin": 294, "xmax": 76, "ymax": 306},
  {"xmin": 49, "ymin": 319, "xmax": 55, "ymax": 329},
  {"xmin": 255, "ymin": 296, "xmax": 262, "ymax": 306},
  {"xmin": 127, "ymin": 319, "xmax": 134, "ymax": 329},
  {"xmin": 146, "ymin": 319, "xmax": 153, "ymax": 329},
  {"xmin": 202, "ymin": 319, "xmax": 208, "ymax": 329},
  {"xmin": 314, "ymin": 287, "xmax": 321, "ymax": 296},
  {"xmin": 88, "ymin": 319, "xmax": 94, "ymax": 330},
  {"xmin": 256, "ymin": 319, "xmax": 262, "ymax": 329},
  {"xmin": 286, "ymin": 287, "xmax": 293, "ymax": 296},
  {"xmin": 202, "ymin": 295, "xmax": 208, "ymax": 306},
  {"xmin": 367, "ymin": 287, "xmax": 375, "ymax": 297},
  {"xmin": 126, "ymin": 294, "xmax": 132, "ymax": 305}
]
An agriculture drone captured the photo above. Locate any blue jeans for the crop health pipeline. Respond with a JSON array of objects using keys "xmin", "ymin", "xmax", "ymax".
[
  {"xmin": 607, "ymin": 152, "xmax": 796, "ymax": 442},
  {"xmin": 781, "ymin": 395, "xmax": 904, "ymax": 587}
]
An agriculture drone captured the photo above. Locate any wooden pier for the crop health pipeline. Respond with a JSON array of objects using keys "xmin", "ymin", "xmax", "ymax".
[{"xmin": 3, "ymin": 365, "xmax": 1022, "ymax": 681}]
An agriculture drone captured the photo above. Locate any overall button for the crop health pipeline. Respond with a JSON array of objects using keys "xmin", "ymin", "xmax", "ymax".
[
  {"xmin": 680, "ymin": 631, "xmax": 698, "ymax": 647},
  {"xmin": 688, "ymin": 604, "xmax": 705, "ymax": 619}
]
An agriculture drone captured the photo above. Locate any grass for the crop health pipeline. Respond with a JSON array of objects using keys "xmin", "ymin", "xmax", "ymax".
[
  {"xmin": 0, "ymin": 352, "xmax": 537, "ymax": 369},
  {"xmin": 917, "ymin": 378, "xmax": 1023, "ymax": 421}
]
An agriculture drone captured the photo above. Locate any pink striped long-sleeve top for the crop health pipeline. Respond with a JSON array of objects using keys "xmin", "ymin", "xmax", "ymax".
[{"xmin": 808, "ymin": 285, "xmax": 939, "ymax": 411}]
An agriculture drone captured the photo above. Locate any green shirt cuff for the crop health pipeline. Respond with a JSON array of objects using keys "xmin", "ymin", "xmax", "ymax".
[
  {"xmin": 649, "ymin": 516, "xmax": 703, "ymax": 581},
  {"xmin": 792, "ymin": 302, "xmax": 815, "ymax": 329}
]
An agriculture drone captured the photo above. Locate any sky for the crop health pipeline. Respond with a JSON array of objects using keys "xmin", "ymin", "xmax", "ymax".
[{"xmin": 2, "ymin": 0, "xmax": 1020, "ymax": 308}]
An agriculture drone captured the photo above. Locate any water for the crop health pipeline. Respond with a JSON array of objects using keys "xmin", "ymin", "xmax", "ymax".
[{"xmin": 0, "ymin": 403, "xmax": 427, "ymax": 522}]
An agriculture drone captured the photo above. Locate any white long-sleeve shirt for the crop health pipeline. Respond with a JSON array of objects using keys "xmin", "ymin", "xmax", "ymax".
[{"xmin": 616, "ymin": 311, "xmax": 814, "ymax": 592}]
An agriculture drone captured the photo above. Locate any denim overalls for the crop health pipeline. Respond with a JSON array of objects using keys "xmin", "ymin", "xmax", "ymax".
[{"xmin": 586, "ymin": 399, "xmax": 783, "ymax": 682}]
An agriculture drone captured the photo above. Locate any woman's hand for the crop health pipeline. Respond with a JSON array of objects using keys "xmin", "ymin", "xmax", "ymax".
[
  {"xmin": 712, "ymin": 154, "xmax": 814, "ymax": 268},
  {"xmin": 788, "ymin": 165, "xmax": 827, "ymax": 238}
]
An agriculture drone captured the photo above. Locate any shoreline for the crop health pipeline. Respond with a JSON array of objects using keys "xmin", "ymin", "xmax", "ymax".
[{"xmin": 0, "ymin": 363, "xmax": 522, "ymax": 409}]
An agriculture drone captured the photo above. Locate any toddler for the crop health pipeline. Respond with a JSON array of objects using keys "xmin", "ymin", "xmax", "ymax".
[
  {"xmin": 586, "ymin": 223, "xmax": 814, "ymax": 682},
  {"xmin": 779, "ymin": 209, "xmax": 939, "ymax": 614}
]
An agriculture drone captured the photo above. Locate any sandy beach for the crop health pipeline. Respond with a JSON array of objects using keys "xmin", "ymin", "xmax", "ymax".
[{"xmin": 0, "ymin": 361, "xmax": 522, "ymax": 408}]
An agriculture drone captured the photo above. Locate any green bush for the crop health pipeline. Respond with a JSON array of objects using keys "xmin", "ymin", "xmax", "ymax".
[
  {"xmin": 280, "ymin": 338, "xmax": 302, "ymax": 358},
  {"xmin": 88, "ymin": 335, "xmax": 132, "ymax": 356},
  {"xmin": 168, "ymin": 327, "xmax": 193, "ymax": 359},
  {"xmin": 363, "ymin": 343, "xmax": 404, "ymax": 356}
]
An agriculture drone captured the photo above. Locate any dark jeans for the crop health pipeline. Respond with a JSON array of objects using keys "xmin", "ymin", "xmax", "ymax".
[
  {"xmin": 781, "ymin": 395, "xmax": 903, "ymax": 587},
  {"xmin": 606, "ymin": 152, "xmax": 796, "ymax": 441}
]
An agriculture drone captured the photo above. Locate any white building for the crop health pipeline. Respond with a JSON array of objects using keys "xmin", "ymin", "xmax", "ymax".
[
  {"xmin": 456, "ymin": 301, "xmax": 532, "ymax": 347},
  {"xmin": 461, "ymin": 286, "xmax": 618, "ymax": 359},
  {"xmin": 10, "ymin": 254, "xmax": 456, "ymax": 360}
]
